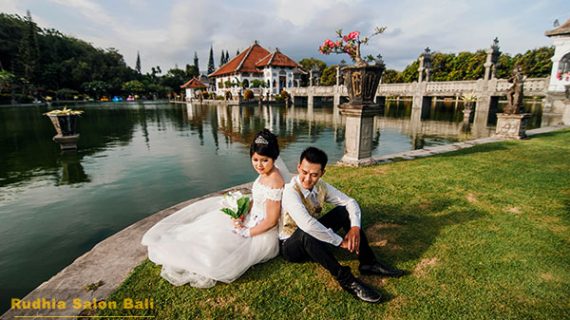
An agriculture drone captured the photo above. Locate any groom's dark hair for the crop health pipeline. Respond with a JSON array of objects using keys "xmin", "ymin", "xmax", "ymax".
[{"xmin": 300, "ymin": 147, "xmax": 328, "ymax": 170}]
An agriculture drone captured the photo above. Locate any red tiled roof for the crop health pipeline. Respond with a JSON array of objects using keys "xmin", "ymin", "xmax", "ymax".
[
  {"xmin": 546, "ymin": 18, "xmax": 570, "ymax": 37},
  {"xmin": 255, "ymin": 49, "xmax": 300, "ymax": 68},
  {"xmin": 180, "ymin": 77, "xmax": 207, "ymax": 89},
  {"xmin": 209, "ymin": 43, "xmax": 270, "ymax": 77}
]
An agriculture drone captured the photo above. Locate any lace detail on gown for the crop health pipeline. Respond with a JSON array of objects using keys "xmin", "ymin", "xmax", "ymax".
[
  {"xmin": 142, "ymin": 178, "xmax": 282, "ymax": 288},
  {"xmin": 245, "ymin": 178, "xmax": 283, "ymax": 227}
]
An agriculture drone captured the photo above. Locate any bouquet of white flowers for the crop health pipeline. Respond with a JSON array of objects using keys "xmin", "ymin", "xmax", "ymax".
[{"xmin": 220, "ymin": 191, "xmax": 251, "ymax": 219}]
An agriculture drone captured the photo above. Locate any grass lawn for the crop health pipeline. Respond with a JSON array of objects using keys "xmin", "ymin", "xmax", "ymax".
[{"xmin": 97, "ymin": 129, "xmax": 570, "ymax": 319}]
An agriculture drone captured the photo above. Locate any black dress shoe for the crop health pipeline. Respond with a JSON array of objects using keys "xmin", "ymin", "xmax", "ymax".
[
  {"xmin": 340, "ymin": 279, "xmax": 382, "ymax": 303},
  {"xmin": 359, "ymin": 262, "xmax": 405, "ymax": 278}
]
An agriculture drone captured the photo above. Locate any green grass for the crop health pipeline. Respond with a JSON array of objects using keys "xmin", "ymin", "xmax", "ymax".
[{"xmin": 97, "ymin": 129, "xmax": 570, "ymax": 319}]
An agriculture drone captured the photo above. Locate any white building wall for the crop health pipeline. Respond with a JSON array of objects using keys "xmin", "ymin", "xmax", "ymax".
[{"xmin": 548, "ymin": 36, "xmax": 570, "ymax": 92}]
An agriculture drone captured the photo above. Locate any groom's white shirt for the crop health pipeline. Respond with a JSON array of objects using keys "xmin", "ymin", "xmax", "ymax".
[{"xmin": 281, "ymin": 175, "xmax": 361, "ymax": 246}]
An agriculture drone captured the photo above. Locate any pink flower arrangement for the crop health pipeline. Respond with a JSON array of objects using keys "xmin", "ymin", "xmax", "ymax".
[
  {"xmin": 556, "ymin": 70, "xmax": 570, "ymax": 81},
  {"xmin": 319, "ymin": 27, "xmax": 386, "ymax": 66}
]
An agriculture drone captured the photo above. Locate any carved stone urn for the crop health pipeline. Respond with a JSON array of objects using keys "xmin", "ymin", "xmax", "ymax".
[
  {"xmin": 44, "ymin": 107, "xmax": 83, "ymax": 151},
  {"xmin": 338, "ymin": 64, "xmax": 384, "ymax": 166},
  {"xmin": 342, "ymin": 64, "xmax": 384, "ymax": 106}
]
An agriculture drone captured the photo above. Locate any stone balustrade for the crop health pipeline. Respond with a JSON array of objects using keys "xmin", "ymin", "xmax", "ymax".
[{"xmin": 288, "ymin": 77, "xmax": 549, "ymax": 99}]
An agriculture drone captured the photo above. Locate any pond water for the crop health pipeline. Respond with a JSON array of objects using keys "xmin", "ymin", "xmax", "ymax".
[{"xmin": 0, "ymin": 99, "xmax": 542, "ymax": 313}]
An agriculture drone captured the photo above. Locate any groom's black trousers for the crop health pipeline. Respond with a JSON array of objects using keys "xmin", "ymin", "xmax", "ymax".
[{"xmin": 280, "ymin": 206, "xmax": 377, "ymax": 284}]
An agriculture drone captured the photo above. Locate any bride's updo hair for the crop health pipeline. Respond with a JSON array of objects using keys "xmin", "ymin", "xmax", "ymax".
[{"xmin": 250, "ymin": 129, "xmax": 280, "ymax": 160}]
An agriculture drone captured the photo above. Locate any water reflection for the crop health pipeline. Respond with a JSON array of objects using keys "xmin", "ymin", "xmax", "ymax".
[{"xmin": 57, "ymin": 153, "xmax": 90, "ymax": 185}]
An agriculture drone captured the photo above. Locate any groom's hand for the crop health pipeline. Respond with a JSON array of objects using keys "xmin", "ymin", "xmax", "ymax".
[{"xmin": 343, "ymin": 226, "xmax": 361, "ymax": 254}]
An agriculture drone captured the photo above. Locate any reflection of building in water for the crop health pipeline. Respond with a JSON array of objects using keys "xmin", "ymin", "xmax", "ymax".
[{"xmin": 200, "ymin": 101, "xmax": 503, "ymax": 152}]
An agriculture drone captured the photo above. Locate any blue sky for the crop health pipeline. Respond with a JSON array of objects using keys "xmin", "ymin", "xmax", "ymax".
[{"xmin": 1, "ymin": 0, "xmax": 569, "ymax": 73}]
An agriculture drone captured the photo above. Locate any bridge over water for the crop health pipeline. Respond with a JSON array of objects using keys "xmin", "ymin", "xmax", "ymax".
[{"xmin": 288, "ymin": 77, "xmax": 551, "ymax": 128}]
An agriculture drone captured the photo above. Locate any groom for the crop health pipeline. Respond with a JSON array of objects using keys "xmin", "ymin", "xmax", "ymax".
[{"xmin": 279, "ymin": 147, "xmax": 404, "ymax": 303}]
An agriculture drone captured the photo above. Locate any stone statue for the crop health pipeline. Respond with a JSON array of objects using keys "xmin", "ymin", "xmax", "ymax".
[{"xmin": 504, "ymin": 66, "xmax": 524, "ymax": 114}]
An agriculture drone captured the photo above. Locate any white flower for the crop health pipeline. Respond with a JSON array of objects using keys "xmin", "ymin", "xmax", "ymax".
[{"xmin": 221, "ymin": 191, "xmax": 243, "ymax": 211}]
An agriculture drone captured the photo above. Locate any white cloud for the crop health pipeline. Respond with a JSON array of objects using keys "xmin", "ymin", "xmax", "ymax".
[{"xmin": 1, "ymin": 0, "xmax": 565, "ymax": 72}]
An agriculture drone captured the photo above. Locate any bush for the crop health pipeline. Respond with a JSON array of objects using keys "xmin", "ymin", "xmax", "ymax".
[
  {"xmin": 279, "ymin": 89, "xmax": 291, "ymax": 102},
  {"xmin": 56, "ymin": 88, "xmax": 80, "ymax": 100},
  {"xmin": 243, "ymin": 89, "xmax": 254, "ymax": 100},
  {"xmin": 224, "ymin": 91, "xmax": 233, "ymax": 100},
  {"xmin": 251, "ymin": 79, "xmax": 266, "ymax": 88},
  {"xmin": 215, "ymin": 95, "xmax": 225, "ymax": 100},
  {"xmin": 201, "ymin": 91, "xmax": 209, "ymax": 99},
  {"xmin": 0, "ymin": 93, "xmax": 13, "ymax": 104}
]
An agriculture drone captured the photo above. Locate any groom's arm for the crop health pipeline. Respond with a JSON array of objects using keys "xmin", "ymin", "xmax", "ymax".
[
  {"xmin": 323, "ymin": 182, "xmax": 361, "ymax": 228},
  {"xmin": 282, "ymin": 187, "xmax": 343, "ymax": 246}
]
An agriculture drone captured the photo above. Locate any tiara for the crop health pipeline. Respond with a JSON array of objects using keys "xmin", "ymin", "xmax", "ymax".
[{"xmin": 255, "ymin": 135, "xmax": 269, "ymax": 145}]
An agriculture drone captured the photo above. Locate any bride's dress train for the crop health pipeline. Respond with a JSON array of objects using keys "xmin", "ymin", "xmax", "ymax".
[{"xmin": 142, "ymin": 177, "xmax": 282, "ymax": 288}]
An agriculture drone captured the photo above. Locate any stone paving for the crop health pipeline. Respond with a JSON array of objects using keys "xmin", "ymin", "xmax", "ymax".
[{"xmin": 2, "ymin": 125, "xmax": 568, "ymax": 319}]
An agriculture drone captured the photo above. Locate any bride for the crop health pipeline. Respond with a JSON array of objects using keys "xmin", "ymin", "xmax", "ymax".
[{"xmin": 142, "ymin": 129, "xmax": 289, "ymax": 288}]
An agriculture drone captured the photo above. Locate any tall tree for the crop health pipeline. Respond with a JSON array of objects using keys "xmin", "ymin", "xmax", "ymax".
[
  {"xmin": 135, "ymin": 51, "xmax": 141, "ymax": 74},
  {"xmin": 219, "ymin": 49, "xmax": 225, "ymax": 66},
  {"xmin": 17, "ymin": 10, "xmax": 40, "ymax": 84},
  {"xmin": 185, "ymin": 64, "xmax": 198, "ymax": 78},
  {"xmin": 207, "ymin": 45, "xmax": 215, "ymax": 74},
  {"xmin": 193, "ymin": 51, "xmax": 199, "ymax": 74},
  {"xmin": 225, "ymin": 50, "xmax": 230, "ymax": 63},
  {"xmin": 298, "ymin": 58, "xmax": 326, "ymax": 72}
]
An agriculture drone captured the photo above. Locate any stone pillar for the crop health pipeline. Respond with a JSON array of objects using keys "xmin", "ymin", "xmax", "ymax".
[
  {"xmin": 307, "ymin": 94, "xmax": 314, "ymax": 109},
  {"xmin": 484, "ymin": 48, "xmax": 493, "ymax": 81},
  {"xmin": 410, "ymin": 105, "xmax": 424, "ymax": 149},
  {"xmin": 338, "ymin": 64, "xmax": 384, "ymax": 166},
  {"xmin": 411, "ymin": 82, "xmax": 429, "ymax": 114},
  {"xmin": 339, "ymin": 107, "xmax": 380, "ymax": 166},
  {"xmin": 336, "ymin": 66, "xmax": 341, "ymax": 86},
  {"xmin": 333, "ymin": 92, "xmax": 341, "ymax": 107},
  {"xmin": 418, "ymin": 56, "xmax": 425, "ymax": 83}
]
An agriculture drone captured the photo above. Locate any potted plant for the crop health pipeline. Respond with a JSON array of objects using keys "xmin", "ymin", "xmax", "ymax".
[
  {"xmin": 319, "ymin": 27, "xmax": 386, "ymax": 106},
  {"xmin": 44, "ymin": 106, "xmax": 84, "ymax": 136}
]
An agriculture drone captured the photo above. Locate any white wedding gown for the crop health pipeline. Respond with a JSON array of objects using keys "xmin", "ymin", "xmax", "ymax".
[{"xmin": 141, "ymin": 176, "xmax": 283, "ymax": 288}]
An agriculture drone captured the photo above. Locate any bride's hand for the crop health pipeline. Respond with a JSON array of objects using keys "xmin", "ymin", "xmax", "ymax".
[{"xmin": 232, "ymin": 217, "xmax": 245, "ymax": 229}]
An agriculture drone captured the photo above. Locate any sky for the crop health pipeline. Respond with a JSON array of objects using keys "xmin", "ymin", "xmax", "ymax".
[{"xmin": 1, "ymin": 0, "xmax": 569, "ymax": 74}]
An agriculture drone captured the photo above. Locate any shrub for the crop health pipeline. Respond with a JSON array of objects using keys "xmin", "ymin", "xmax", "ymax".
[
  {"xmin": 251, "ymin": 79, "xmax": 266, "ymax": 88},
  {"xmin": 243, "ymin": 89, "xmax": 254, "ymax": 100},
  {"xmin": 280, "ymin": 89, "xmax": 291, "ymax": 101},
  {"xmin": 56, "ymin": 88, "xmax": 80, "ymax": 100}
]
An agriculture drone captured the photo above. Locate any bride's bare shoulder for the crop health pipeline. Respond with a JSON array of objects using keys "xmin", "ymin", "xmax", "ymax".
[{"xmin": 267, "ymin": 169, "xmax": 285, "ymax": 189}]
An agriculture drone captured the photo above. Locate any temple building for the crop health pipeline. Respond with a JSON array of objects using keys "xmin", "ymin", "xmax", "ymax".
[
  {"xmin": 208, "ymin": 41, "xmax": 303, "ymax": 96},
  {"xmin": 180, "ymin": 77, "xmax": 207, "ymax": 100},
  {"xmin": 546, "ymin": 18, "xmax": 570, "ymax": 92},
  {"xmin": 544, "ymin": 18, "xmax": 570, "ymax": 125}
]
